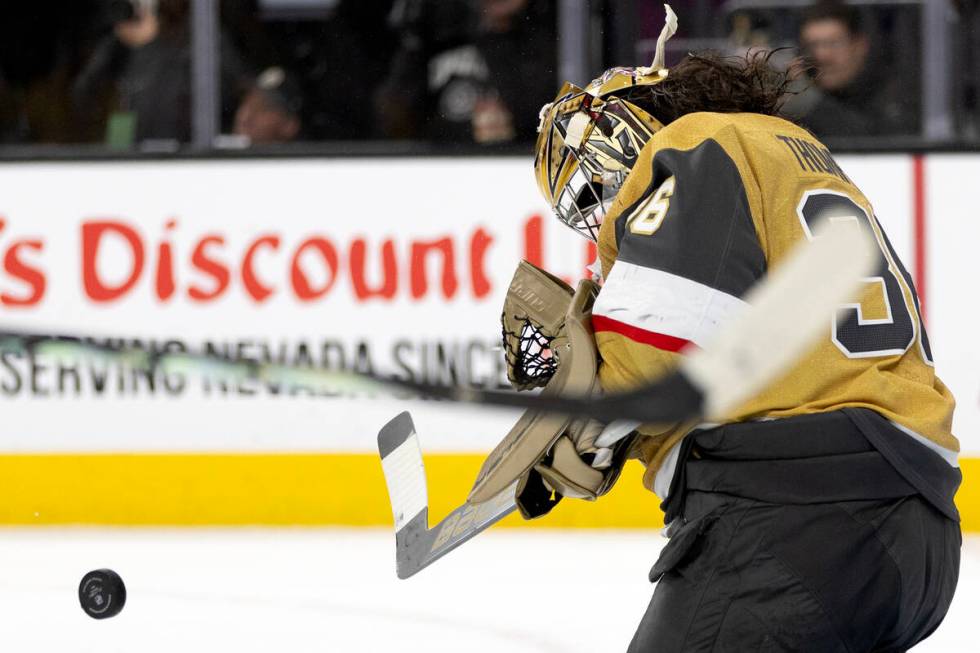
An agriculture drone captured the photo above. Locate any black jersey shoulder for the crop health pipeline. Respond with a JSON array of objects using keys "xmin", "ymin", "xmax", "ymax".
[{"xmin": 612, "ymin": 122, "xmax": 766, "ymax": 299}]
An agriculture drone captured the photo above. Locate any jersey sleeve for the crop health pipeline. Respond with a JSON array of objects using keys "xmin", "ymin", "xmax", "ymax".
[{"xmin": 592, "ymin": 116, "xmax": 767, "ymax": 477}]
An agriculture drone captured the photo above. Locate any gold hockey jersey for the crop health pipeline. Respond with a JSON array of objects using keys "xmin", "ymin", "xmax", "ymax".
[{"xmin": 592, "ymin": 111, "xmax": 958, "ymax": 495}]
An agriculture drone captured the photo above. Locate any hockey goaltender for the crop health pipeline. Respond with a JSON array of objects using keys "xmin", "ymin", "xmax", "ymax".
[{"xmin": 499, "ymin": 5, "xmax": 961, "ymax": 651}]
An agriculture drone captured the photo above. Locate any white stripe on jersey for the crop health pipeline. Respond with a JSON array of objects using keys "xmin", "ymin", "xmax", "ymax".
[{"xmin": 594, "ymin": 260, "xmax": 749, "ymax": 348}]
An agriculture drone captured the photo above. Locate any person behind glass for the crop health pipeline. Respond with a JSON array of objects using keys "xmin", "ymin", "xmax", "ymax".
[
  {"xmin": 376, "ymin": 0, "xmax": 555, "ymax": 144},
  {"xmin": 233, "ymin": 67, "xmax": 302, "ymax": 146},
  {"xmin": 73, "ymin": 0, "xmax": 248, "ymax": 145},
  {"xmin": 783, "ymin": 0, "xmax": 919, "ymax": 138}
]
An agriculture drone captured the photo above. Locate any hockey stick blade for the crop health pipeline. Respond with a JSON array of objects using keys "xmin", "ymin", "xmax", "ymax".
[{"xmin": 378, "ymin": 412, "xmax": 517, "ymax": 579}]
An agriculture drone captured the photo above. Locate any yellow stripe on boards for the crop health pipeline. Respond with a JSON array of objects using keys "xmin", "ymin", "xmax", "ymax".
[
  {"xmin": 0, "ymin": 453, "xmax": 974, "ymax": 530},
  {"xmin": 0, "ymin": 454, "xmax": 664, "ymax": 527},
  {"xmin": 957, "ymin": 457, "xmax": 979, "ymax": 533}
]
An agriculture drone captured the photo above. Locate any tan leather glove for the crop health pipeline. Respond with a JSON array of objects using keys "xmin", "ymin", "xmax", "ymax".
[{"xmin": 500, "ymin": 261, "xmax": 574, "ymax": 391}]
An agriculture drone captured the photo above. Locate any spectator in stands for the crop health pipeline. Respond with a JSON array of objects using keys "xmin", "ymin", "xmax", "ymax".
[
  {"xmin": 73, "ymin": 0, "xmax": 249, "ymax": 146},
  {"xmin": 233, "ymin": 67, "xmax": 302, "ymax": 145},
  {"xmin": 783, "ymin": 0, "xmax": 919, "ymax": 138},
  {"xmin": 375, "ymin": 0, "xmax": 555, "ymax": 144}
]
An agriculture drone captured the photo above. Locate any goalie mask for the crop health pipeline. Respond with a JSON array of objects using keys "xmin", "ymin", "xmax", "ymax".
[{"xmin": 533, "ymin": 4, "xmax": 678, "ymax": 241}]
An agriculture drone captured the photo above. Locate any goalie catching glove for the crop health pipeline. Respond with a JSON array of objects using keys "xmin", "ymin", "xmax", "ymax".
[
  {"xmin": 500, "ymin": 260, "xmax": 573, "ymax": 390},
  {"xmin": 470, "ymin": 260, "xmax": 637, "ymax": 519}
]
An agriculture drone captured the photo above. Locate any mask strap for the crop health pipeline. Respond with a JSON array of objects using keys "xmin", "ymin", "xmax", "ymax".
[{"xmin": 638, "ymin": 4, "xmax": 678, "ymax": 75}]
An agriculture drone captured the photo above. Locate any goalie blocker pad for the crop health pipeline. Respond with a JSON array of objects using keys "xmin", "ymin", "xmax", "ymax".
[{"xmin": 468, "ymin": 267, "xmax": 601, "ymax": 505}]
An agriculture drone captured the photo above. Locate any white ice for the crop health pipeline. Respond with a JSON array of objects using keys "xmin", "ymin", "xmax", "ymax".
[{"xmin": 0, "ymin": 529, "xmax": 975, "ymax": 652}]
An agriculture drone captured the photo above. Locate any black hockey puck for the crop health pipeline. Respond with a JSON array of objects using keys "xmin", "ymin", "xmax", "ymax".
[{"xmin": 78, "ymin": 569, "xmax": 126, "ymax": 619}]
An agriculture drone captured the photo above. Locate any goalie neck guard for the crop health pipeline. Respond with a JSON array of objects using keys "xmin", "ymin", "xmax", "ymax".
[{"xmin": 533, "ymin": 4, "xmax": 677, "ymax": 241}]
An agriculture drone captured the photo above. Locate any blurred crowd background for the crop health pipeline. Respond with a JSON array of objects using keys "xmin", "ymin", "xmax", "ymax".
[{"xmin": 0, "ymin": 0, "xmax": 976, "ymax": 154}]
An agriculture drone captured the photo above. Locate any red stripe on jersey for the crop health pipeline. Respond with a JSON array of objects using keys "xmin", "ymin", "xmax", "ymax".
[{"xmin": 591, "ymin": 314, "xmax": 695, "ymax": 353}]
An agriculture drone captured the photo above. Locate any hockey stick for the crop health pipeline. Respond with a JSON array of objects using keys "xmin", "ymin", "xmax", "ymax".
[
  {"xmin": 0, "ymin": 220, "xmax": 876, "ymax": 425},
  {"xmin": 378, "ymin": 411, "xmax": 518, "ymax": 579},
  {"xmin": 379, "ymin": 220, "xmax": 878, "ymax": 423}
]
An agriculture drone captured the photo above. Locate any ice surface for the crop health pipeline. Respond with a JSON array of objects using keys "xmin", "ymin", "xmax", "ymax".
[{"xmin": 0, "ymin": 529, "xmax": 974, "ymax": 652}]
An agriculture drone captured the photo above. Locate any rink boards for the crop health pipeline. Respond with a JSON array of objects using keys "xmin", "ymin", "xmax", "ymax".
[{"xmin": 0, "ymin": 155, "xmax": 976, "ymax": 529}]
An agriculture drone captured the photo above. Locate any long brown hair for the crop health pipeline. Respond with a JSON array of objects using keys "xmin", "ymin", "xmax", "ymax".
[{"xmin": 621, "ymin": 51, "xmax": 794, "ymax": 125}]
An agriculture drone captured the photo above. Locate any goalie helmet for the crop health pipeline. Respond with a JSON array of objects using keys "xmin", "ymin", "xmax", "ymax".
[{"xmin": 533, "ymin": 4, "xmax": 678, "ymax": 241}]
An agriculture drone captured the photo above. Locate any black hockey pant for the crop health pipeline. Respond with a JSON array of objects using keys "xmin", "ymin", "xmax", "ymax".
[{"xmin": 627, "ymin": 491, "xmax": 960, "ymax": 652}]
